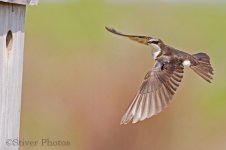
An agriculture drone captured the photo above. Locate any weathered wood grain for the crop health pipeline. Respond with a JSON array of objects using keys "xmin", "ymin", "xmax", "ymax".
[
  {"xmin": 0, "ymin": 3, "xmax": 26, "ymax": 150},
  {"xmin": 0, "ymin": 0, "xmax": 38, "ymax": 5}
]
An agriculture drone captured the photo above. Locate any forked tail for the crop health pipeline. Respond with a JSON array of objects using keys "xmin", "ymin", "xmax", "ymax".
[{"xmin": 190, "ymin": 53, "xmax": 214, "ymax": 83}]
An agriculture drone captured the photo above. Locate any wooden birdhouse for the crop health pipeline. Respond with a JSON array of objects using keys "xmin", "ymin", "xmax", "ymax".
[{"xmin": 0, "ymin": 0, "xmax": 38, "ymax": 149}]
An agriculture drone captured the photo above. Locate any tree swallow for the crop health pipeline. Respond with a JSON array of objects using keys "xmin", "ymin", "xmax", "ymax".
[{"xmin": 105, "ymin": 27, "xmax": 214, "ymax": 124}]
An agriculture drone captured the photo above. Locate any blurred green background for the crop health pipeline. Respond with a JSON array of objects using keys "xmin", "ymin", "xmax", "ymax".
[{"xmin": 20, "ymin": 0, "xmax": 226, "ymax": 150}]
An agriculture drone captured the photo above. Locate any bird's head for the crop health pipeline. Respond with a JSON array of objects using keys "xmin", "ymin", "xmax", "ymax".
[{"xmin": 147, "ymin": 38, "xmax": 164, "ymax": 50}]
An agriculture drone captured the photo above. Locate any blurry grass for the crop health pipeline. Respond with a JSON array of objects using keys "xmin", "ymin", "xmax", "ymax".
[
  {"xmin": 26, "ymin": 1, "xmax": 226, "ymax": 111},
  {"xmin": 26, "ymin": 2, "xmax": 226, "ymax": 56},
  {"xmin": 21, "ymin": 1, "xmax": 226, "ymax": 150}
]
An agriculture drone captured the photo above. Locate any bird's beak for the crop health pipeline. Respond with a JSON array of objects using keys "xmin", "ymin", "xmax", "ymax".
[{"xmin": 105, "ymin": 26, "xmax": 151, "ymax": 45}]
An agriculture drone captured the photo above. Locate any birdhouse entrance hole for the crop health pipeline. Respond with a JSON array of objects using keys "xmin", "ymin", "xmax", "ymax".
[{"xmin": 6, "ymin": 30, "xmax": 13, "ymax": 52}]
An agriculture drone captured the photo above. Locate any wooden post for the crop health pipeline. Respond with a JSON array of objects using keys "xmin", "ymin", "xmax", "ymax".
[{"xmin": 0, "ymin": 1, "xmax": 38, "ymax": 149}]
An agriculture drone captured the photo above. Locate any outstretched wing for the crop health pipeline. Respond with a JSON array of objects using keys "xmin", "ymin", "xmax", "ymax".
[
  {"xmin": 105, "ymin": 26, "xmax": 151, "ymax": 45},
  {"xmin": 121, "ymin": 61, "xmax": 184, "ymax": 124}
]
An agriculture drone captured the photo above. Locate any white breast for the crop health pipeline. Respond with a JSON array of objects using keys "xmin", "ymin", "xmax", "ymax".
[
  {"xmin": 150, "ymin": 44, "xmax": 161, "ymax": 59},
  {"xmin": 153, "ymin": 51, "xmax": 161, "ymax": 59}
]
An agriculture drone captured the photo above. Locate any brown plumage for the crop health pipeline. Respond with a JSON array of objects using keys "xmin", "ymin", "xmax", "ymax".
[
  {"xmin": 105, "ymin": 27, "xmax": 151, "ymax": 45},
  {"xmin": 121, "ymin": 61, "xmax": 184, "ymax": 124},
  {"xmin": 105, "ymin": 27, "xmax": 214, "ymax": 124}
]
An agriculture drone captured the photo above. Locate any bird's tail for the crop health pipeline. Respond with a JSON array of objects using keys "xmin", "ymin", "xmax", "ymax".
[{"xmin": 190, "ymin": 53, "xmax": 214, "ymax": 83}]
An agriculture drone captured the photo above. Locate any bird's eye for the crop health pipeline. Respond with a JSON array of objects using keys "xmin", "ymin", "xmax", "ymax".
[{"xmin": 151, "ymin": 41, "xmax": 159, "ymax": 44}]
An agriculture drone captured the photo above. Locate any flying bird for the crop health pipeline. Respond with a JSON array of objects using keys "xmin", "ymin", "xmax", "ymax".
[{"xmin": 105, "ymin": 27, "xmax": 213, "ymax": 125}]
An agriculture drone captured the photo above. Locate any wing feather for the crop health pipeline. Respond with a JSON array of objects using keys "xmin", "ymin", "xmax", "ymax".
[
  {"xmin": 105, "ymin": 27, "xmax": 151, "ymax": 45},
  {"xmin": 120, "ymin": 61, "xmax": 184, "ymax": 124}
]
